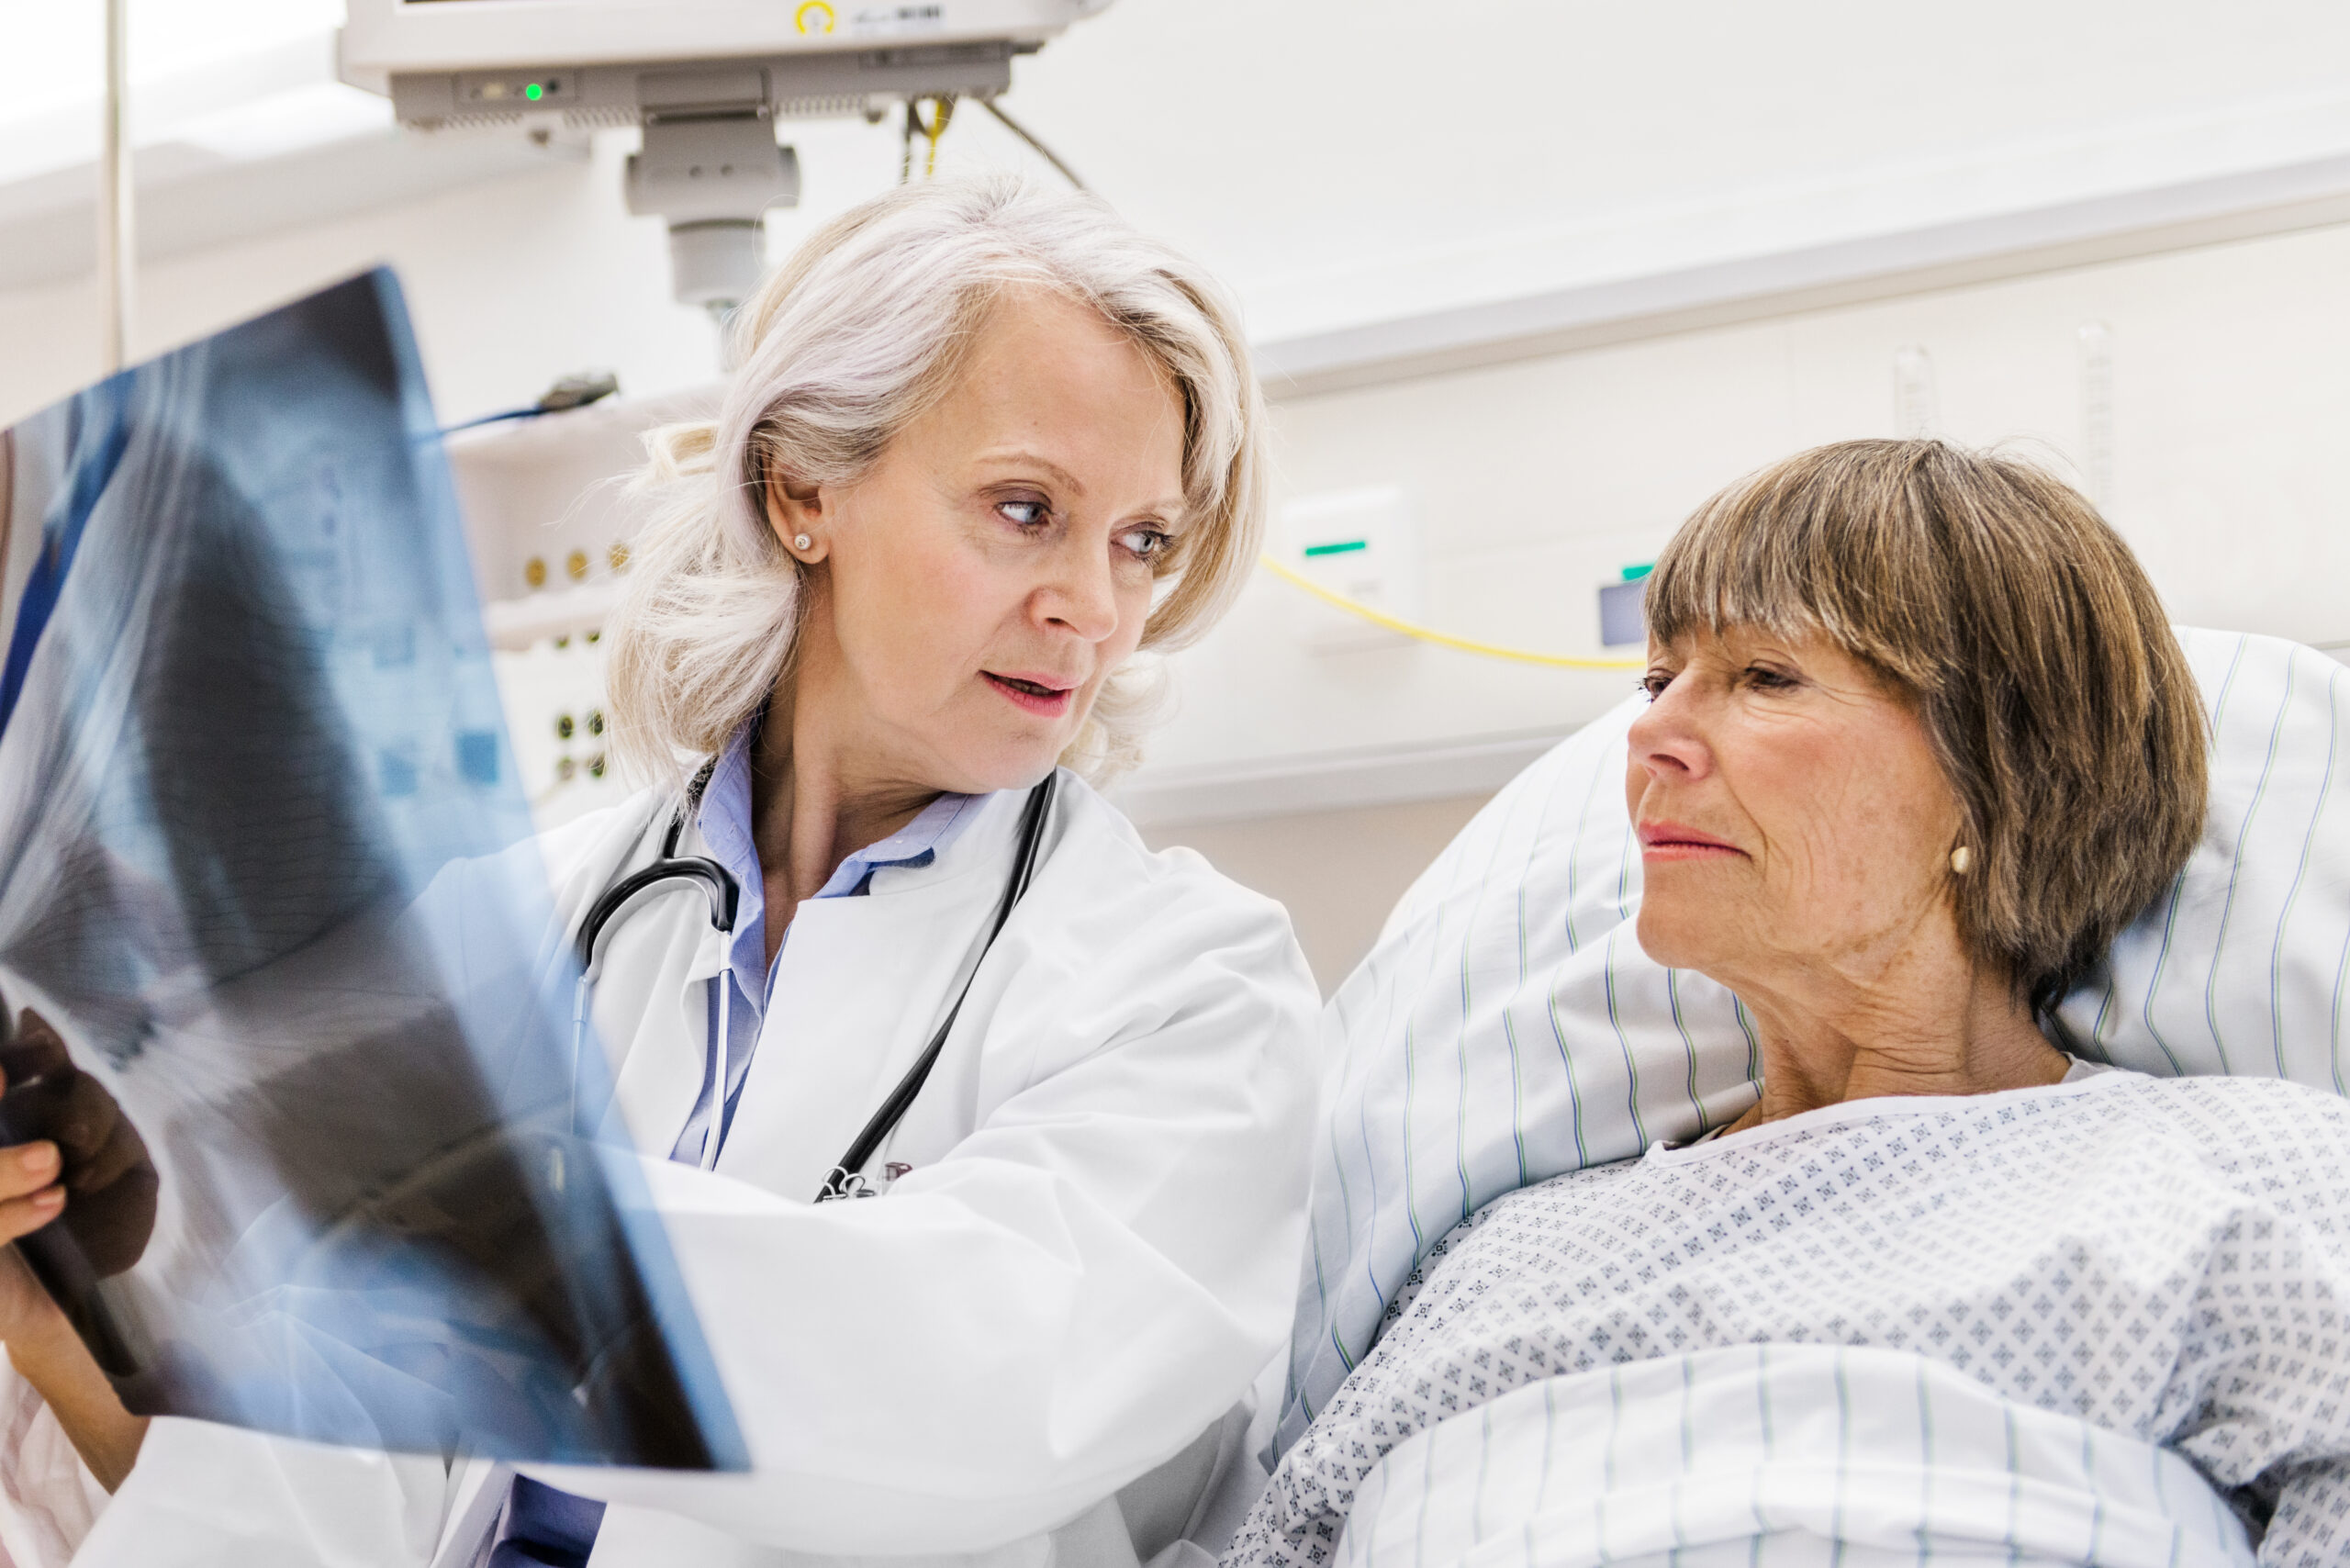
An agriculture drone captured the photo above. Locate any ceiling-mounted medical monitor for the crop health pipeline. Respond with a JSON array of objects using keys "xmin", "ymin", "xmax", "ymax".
[
  {"xmin": 339, "ymin": 0, "xmax": 1115, "ymax": 310},
  {"xmin": 341, "ymin": 0, "xmax": 1113, "ymax": 117}
]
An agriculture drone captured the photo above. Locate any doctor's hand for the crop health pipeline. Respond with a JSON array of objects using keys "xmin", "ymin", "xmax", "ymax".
[
  {"xmin": 0, "ymin": 1008, "xmax": 154, "ymax": 1489},
  {"xmin": 0, "ymin": 1009, "xmax": 158, "ymax": 1494},
  {"xmin": 0, "ymin": 1009, "xmax": 158, "ymax": 1291},
  {"xmin": 0, "ymin": 1108, "xmax": 67, "ymax": 1347}
]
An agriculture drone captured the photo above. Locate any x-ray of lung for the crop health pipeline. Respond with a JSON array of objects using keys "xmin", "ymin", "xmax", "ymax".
[{"xmin": 0, "ymin": 271, "xmax": 743, "ymax": 1470}]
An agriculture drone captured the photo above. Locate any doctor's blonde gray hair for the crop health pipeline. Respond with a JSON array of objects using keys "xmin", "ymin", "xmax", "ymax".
[
  {"xmin": 603, "ymin": 174, "xmax": 1266, "ymax": 787},
  {"xmin": 1646, "ymin": 439, "xmax": 2209, "ymax": 1018}
]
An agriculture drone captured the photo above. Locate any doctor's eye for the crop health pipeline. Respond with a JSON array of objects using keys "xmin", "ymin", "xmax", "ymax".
[
  {"xmin": 1117, "ymin": 525, "xmax": 1172, "ymax": 562},
  {"xmin": 995, "ymin": 498, "xmax": 1050, "ymax": 528}
]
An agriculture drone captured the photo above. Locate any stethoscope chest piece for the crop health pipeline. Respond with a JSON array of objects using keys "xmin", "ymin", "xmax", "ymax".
[{"xmin": 812, "ymin": 772, "xmax": 1057, "ymax": 1203}]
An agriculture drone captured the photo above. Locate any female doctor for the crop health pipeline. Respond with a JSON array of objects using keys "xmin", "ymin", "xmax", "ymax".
[{"xmin": 0, "ymin": 175, "xmax": 1321, "ymax": 1566}]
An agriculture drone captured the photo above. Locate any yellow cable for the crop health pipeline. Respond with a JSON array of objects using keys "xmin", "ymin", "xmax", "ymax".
[
  {"xmin": 923, "ymin": 95, "xmax": 956, "ymax": 177},
  {"xmin": 1259, "ymin": 554, "xmax": 1645, "ymax": 670}
]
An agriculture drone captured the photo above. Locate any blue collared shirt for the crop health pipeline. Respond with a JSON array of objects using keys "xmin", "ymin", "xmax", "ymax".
[{"xmin": 669, "ymin": 725, "xmax": 982, "ymax": 1165}]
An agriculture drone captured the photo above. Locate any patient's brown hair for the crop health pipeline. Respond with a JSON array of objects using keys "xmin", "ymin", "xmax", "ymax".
[{"xmin": 1645, "ymin": 438, "xmax": 2208, "ymax": 1015}]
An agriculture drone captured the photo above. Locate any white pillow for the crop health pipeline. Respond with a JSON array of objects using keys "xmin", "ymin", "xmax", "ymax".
[{"xmin": 1275, "ymin": 627, "xmax": 2349, "ymax": 1455}]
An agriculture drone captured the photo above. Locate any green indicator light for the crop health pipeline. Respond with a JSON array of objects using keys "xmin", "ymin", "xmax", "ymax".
[
  {"xmin": 523, "ymin": 82, "xmax": 544, "ymax": 101},
  {"xmin": 1303, "ymin": 539, "xmax": 1370, "ymax": 558}
]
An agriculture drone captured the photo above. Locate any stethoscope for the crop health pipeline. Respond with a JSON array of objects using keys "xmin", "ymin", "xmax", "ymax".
[{"xmin": 569, "ymin": 764, "xmax": 1058, "ymax": 1202}]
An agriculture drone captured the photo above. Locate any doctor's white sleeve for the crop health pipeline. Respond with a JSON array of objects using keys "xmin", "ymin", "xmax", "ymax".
[
  {"xmin": 0, "ymin": 1359, "xmax": 107, "ymax": 1566},
  {"xmin": 66, "ymin": 832, "xmax": 1318, "ymax": 1564},
  {"xmin": 529, "ymin": 866, "xmax": 1322, "ymax": 1556}
]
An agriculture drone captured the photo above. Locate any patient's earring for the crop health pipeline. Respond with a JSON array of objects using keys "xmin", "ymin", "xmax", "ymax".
[
  {"xmin": 1950, "ymin": 846, "xmax": 1973, "ymax": 875},
  {"xmin": 792, "ymin": 533, "xmax": 812, "ymax": 553}
]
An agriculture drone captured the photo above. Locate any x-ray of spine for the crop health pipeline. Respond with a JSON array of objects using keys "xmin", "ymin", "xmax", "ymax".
[{"xmin": 0, "ymin": 272, "xmax": 743, "ymax": 1471}]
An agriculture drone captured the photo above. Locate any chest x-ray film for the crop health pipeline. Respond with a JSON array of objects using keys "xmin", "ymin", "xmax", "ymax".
[{"xmin": 0, "ymin": 270, "xmax": 743, "ymax": 1470}]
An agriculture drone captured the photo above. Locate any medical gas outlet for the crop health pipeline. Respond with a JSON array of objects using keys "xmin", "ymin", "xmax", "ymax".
[{"xmin": 1277, "ymin": 487, "xmax": 1426, "ymax": 653}]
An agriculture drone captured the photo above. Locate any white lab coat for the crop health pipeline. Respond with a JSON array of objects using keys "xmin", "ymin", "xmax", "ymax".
[{"xmin": 65, "ymin": 770, "xmax": 1320, "ymax": 1568}]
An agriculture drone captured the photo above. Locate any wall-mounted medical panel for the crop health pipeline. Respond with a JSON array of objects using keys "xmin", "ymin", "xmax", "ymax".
[{"xmin": 442, "ymin": 385, "xmax": 709, "ymax": 829}]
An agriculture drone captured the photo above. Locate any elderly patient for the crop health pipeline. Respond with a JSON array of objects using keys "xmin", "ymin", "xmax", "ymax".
[{"xmin": 1230, "ymin": 441, "xmax": 2350, "ymax": 1567}]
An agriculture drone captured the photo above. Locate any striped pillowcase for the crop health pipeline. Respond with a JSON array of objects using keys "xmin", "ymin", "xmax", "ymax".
[
  {"xmin": 2057, "ymin": 631, "xmax": 2350, "ymax": 1086},
  {"xmin": 1276, "ymin": 626, "xmax": 2345, "ymax": 1454}
]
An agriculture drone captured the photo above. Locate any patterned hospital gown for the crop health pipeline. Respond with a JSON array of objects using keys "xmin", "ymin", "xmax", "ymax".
[{"xmin": 1230, "ymin": 1071, "xmax": 2350, "ymax": 1567}]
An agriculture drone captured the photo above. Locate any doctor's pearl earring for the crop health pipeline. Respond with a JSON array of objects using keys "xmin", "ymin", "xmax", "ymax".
[
  {"xmin": 793, "ymin": 533, "xmax": 812, "ymax": 553},
  {"xmin": 1950, "ymin": 846, "xmax": 1973, "ymax": 875}
]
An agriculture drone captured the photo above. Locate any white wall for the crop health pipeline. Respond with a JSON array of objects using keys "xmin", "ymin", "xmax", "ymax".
[
  {"xmin": 428, "ymin": 208, "xmax": 2350, "ymax": 830},
  {"xmin": 1141, "ymin": 216, "xmax": 2350, "ymax": 791},
  {"xmin": 1141, "ymin": 794, "xmax": 1491, "ymax": 993}
]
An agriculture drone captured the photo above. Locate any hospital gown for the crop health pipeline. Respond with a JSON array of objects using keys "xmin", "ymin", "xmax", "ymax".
[{"xmin": 1228, "ymin": 1070, "xmax": 2350, "ymax": 1567}]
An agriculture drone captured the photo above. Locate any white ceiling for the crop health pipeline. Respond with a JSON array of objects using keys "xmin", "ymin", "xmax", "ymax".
[
  {"xmin": 6, "ymin": 0, "xmax": 2350, "ymax": 358},
  {"xmin": 0, "ymin": 0, "xmax": 570, "ymax": 287},
  {"xmin": 993, "ymin": 1, "xmax": 2350, "ymax": 345},
  {"xmin": 0, "ymin": 0, "xmax": 344, "ymax": 135}
]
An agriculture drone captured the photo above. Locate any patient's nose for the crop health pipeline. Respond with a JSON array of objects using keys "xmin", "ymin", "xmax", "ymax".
[{"xmin": 1628, "ymin": 685, "xmax": 1714, "ymax": 782}]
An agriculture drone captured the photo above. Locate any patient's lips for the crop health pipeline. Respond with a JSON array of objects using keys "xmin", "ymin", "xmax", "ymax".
[{"xmin": 1638, "ymin": 821, "xmax": 1748, "ymax": 861}]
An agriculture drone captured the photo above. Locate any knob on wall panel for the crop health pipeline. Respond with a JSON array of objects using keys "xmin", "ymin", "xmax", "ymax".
[
  {"xmin": 492, "ymin": 637, "xmax": 628, "ymax": 830},
  {"xmin": 1894, "ymin": 344, "xmax": 1938, "ymax": 438},
  {"xmin": 2078, "ymin": 321, "xmax": 2116, "ymax": 510}
]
